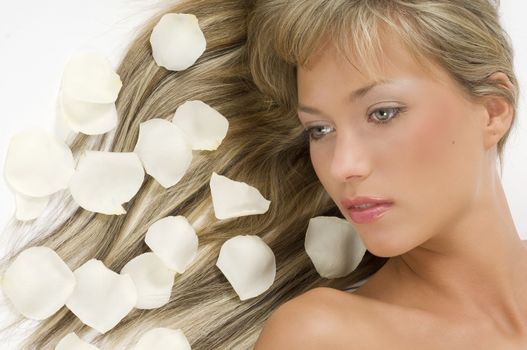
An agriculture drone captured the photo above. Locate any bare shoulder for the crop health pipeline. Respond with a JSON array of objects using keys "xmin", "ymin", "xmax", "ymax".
[{"xmin": 253, "ymin": 287, "xmax": 375, "ymax": 350}]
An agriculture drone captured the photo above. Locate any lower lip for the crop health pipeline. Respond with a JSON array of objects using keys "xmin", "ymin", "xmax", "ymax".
[{"xmin": 346, "ymin": 203, "xmax": 393, "ymax": 224}]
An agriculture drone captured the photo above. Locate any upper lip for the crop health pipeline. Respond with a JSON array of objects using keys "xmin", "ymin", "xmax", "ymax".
[{"xmin": 341, "ymin": 196, "xmax": 393, "ymax": 208}]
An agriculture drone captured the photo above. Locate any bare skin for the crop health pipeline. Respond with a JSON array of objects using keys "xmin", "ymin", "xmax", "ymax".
[{"xmin": 254, "ymin": 27, "xmax": 527, "ymax": 349}]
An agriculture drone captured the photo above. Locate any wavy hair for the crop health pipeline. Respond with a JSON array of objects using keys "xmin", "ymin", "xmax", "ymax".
[{"xmin": 0, "ymin": 0, "xmax": 518, "ymax": 348}]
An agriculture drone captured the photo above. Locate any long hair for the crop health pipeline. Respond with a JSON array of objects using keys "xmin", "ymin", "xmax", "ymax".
[{"xmin": 0, "ymin": 0, "xmax": 518, "ymax": 348}]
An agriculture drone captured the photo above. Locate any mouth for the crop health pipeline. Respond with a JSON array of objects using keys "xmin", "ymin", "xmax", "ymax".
[{"xmin": 344, "ymin": 202, "xmax": 393, "ymax": 224}]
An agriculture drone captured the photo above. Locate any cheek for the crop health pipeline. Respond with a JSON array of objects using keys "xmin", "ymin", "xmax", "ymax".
[
  {"xmin": 309, "ymin": 144, "xmax": 337, "ymax": 193},
  {"xmin": 411, "ymin": 108, "xmax": 456, "ymax": 163},
  {"xmin": 397, "ymin": 87, "xmax": 471, "ymax": 170},
  {"xmin": 309, "ymin": 144, "xmax": 328, "ymax": 180},
  {"xmin": 394, "ymin": 99, "xmax": 480, "ymax": 216}
]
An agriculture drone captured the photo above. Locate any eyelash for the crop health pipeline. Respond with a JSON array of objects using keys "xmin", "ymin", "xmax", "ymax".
[{"xmin": 303, "ymin": 106, "xmax": 405, "ymax": 142}]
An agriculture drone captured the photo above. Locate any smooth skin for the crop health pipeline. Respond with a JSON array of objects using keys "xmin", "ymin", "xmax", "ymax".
[{"xmin": 254, "ymin": 27, "xmax": 527, "ymax": 350}]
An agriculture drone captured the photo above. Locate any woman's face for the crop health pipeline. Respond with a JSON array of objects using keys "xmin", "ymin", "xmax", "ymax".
[{"xmin": 296, "ymin": 33, "xmax": 489, "ymax": 257}]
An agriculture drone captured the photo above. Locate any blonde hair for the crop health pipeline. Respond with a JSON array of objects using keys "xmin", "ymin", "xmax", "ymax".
[{"xmin": 0, "ymin": 0, "xmax": 518, "ymax": 348}]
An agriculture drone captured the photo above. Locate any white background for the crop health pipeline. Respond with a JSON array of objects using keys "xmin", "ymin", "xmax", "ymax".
[{"xmin": 0, "ymin": 0, "xmax": 526, "ymax": 239}]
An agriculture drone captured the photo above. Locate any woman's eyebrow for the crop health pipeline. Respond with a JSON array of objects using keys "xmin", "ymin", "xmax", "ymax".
[
  {"xmin": 297, "ymin": 79, "xmax": 395, "ymax": 116},
  {"xmin": 348, "ymin": 78, "xmax": 394, "ymax": 102}
]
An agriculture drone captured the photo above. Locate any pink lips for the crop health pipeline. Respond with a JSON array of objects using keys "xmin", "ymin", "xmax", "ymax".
[
  {"xmin": 346, "ymin": 203, "xmax": 392, "ymax": 224},
  {"xmin": 340, "ymin": 196, "xmax": 393, "ymax": 224}
]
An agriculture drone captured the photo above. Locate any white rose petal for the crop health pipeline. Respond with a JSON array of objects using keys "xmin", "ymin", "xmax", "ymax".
[
  {"xmin": 135, "ymin": 327, "xmax": 191, "ymax": 350},
  {"xmin": 144, "ymin": 216, "xmax": 198, "ymax": 274},
  {"xmin": 133, "ymin": 119, "xmax": 192, "ymax": 188},
  {"xmin": 120, "ymin": 253, "xmax": 176, "ymax": 309},
  {"xmin": 55, "ymin": 332, "xmax": 100, "ymax": 350},
  {"xmin": 14, "ymin": 192, "xmax": 50, "ymax": 221},
  {"xmin": 4, "ymin": 129, "xmax": 75, "ymax": 197},
  {"xmin": 216, "ymin": 235, "xmax": 276, "ymax": 300},
  {"xmin": 209, "ymin": 172, "xmax": 270, "ymax": 220},
  {"xmin": 69, "ymin": 151, "xmax": 145, "ymax": 215},
  {"xmin": 150, "ymin": 13, "xmax": 206, "ymax": 71},
  {"xmin": 58, "ymin": 52, "xmax": 121, "ymax": 135},
  {"xmin": 304, "ymin": 216, "xmax": 367, "ymax": 278},
  {"xmin": 58, "ymin": 92, "xmax": 118, "ymax": 135},
  {"xmin": 61, "ymin": 52, "xmax": 122, "ymax": 104},
  {"xmin": 65, "ymin": 259, "xmax": 137, "ymax": 334},
  {"xmin": 172, "ymin": 100, "xmax": 229, "ymax": 151},
  {"xmin": 1, "ymin": 246, "xmax": 75, "ymax": 320}
]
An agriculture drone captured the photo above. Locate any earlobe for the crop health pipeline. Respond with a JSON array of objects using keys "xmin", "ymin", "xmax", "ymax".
[{"xmin": 482, "ymin": 72, "xmax": 514, "ymax": 149}]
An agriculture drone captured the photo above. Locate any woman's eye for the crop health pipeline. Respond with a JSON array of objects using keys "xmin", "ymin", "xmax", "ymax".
[
  {"xmin": 304, "ymin": 125, "xmax": 334, "ymax": 141},
  {"xmin": 303, "ymin": 106, "xmax": 404, "ymax": 142},
  {"xmin": 368, "ymin": 106, "xmax": 403, "ymax": 124}
]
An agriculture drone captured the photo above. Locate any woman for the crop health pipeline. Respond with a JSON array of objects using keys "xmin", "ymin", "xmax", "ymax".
[
  {"xmin": 254, "ymin": 0, "xmax": 527, "ymax": 347},
  {"xmin": 0, "ymin": 0, "xmax": 522, "ymax": 349}
]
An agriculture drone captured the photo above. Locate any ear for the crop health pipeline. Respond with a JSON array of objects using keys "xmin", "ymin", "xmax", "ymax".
[{"xmin": 480, "ymin": 72, "xmax": 514, "ymax": 150}]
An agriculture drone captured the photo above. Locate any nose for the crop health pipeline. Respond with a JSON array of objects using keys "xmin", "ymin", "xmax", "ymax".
[{"xmin": 329, "ymin": 130, "xmax": 371, "ymax": 183}]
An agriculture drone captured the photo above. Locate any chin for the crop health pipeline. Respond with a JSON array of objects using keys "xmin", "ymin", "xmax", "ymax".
[
  {"xmin": 366, "ymin": 246, "xmax": 401, "ymax": 258},
  {"xmin": 361, "ymin": 234, "xmax": 413, "ymax": 258}
]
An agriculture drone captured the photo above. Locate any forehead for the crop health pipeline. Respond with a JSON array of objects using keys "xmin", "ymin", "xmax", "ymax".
[{"xmin": 296, "ymin": 29, "xmax": 452, "ymax": 96}]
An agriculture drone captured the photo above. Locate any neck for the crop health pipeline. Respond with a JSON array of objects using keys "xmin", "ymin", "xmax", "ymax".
[{"xmin": 388, "ymin": 176, "xmax": 527, "ymax": 336}]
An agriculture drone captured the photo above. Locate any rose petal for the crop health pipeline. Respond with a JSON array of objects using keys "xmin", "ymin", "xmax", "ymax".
[
  {"xmin": 4, "ymin": 129, "xmax": 75, "ymax": 197},
  {"xmin": 135, "ymin": 328, "xmax": 191, "ymax": 350},
  {"xmin": 56, "ymin": 332, "xmax": 100, "ymax": 350},
  {"xmin": 209, "ymin": 172, "xmax": 271, "ymax": 220},
  {"xmin": 144, "ymin": 216, "xmax": 198, "ymax": 274},
  {"xmin": 61, "ymin": 52, "xmax": 122, "ymax": 104},
  {"xmin": 216, "ymin": 235, "xmax": 276, "ymax": 300},
  {"xmin": 304, "ymin": 216, "xmax": 367, "ymax": 278},
  {"xmin": 172, "ymin": 100, "xmax": 229, "ymax": 150},
  {"xmin": 65, "ymin": 259, "xmax": 137, "ymax": 334},
  {"xmin": 14, "ymin": 192, "xmax": 50, "ymax": 221},
  {"xmin": 68, "ymin": 151, "xmax": 145, "ymax": 215},
  {"xmin": 149, "ymin": 13, "xmax": 206, "ymax": 71},
  {"xmin": 1, "ymin": 246, "xmax": 75, "ymax": 320},
  {"xmin": 133, "ymin": 119, "xmax": 192, "ymax": 188},
  {"xmin": 120, "ymin": 253, "xmax": 176, "ymax": 309},
  {"xmin": 58, "ymin": 92, "xmax": 118, "ymax": 135}
]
